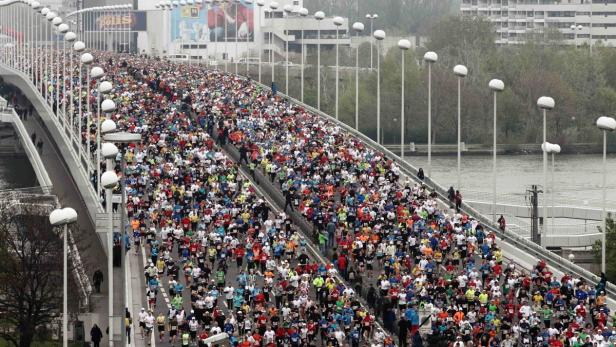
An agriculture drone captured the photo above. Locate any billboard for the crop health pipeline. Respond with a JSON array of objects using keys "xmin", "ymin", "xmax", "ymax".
[
  {"xmin": 84, "ymin": 11, "xmax": 147, "ymax": 32},
  {"xmin": 170, "ymin": 1, "xmax": 254, "ymax": 43}
]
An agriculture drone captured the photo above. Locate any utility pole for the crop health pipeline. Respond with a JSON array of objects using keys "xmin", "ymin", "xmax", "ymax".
[{"xmin": 528, "ymin": 185, "xmax": 542, "ymax": 245}]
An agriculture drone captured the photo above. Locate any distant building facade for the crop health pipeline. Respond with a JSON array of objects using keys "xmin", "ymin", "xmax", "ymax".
[{"xmin": 460, "ymin": 0, "xmax": 616, "ymax": 47}]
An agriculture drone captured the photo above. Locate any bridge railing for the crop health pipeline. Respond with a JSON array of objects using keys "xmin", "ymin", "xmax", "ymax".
[{"xmin": 252, "ymin": 80, "xmax": 615, "ymax": 298}]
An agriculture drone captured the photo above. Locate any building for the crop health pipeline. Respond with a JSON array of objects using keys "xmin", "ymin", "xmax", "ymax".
[
  {"xmin": 137, "ymin": 0, "xmax": 350, "ymax": 61},
  {"xmin": 460, "ymin": 0, "xmax": 616, "ymax": 47}
]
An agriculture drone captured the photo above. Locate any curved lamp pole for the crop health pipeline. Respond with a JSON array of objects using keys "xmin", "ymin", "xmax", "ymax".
[
  {"xmin": 398, "ymin": 39, "xmax": 411, "ymax": 159},
  {"xmin": 298, "ymin": 7, "xmax": 308, "ymax": 102},
  {"xmin": 489, "ymin": 79, "xmax": 504, "ymax": 223},
  {"xmin": 453, "ymin": 64, "xmax": 468, "ymax": 191},
  {"xmin": 333, "ymin": 16, "xmax": 343, "ymax": 121},
  {"xmin": 352, "ymin": 22, "xmax": 364, "ymax": 130},
  {"xmin": 597, "ymin": 116, "xmax": 616, "ymax": 274},
  {"xmin": 374, "ymin": 29, "xmax": 385, "ymax": 144},
  {"xmin": 537, "ymin": 96, "xmax": 555, "ymax": 246},
  {"xmin": 423, "ymin": 51, "xmax": 437, "ymax": 177},
  {"xmin": 314, "ymin": 10, "xmax": 324, "ymax": 110},
  {"xmin": 49, "ymin": 207, "xmax": 78, "ymax": 347}
]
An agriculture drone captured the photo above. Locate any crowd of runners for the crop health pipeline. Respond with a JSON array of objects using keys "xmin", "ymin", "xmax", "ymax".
[{"xmin": 24, "ymin": 49, "xmax": 616, "ymax": 346}]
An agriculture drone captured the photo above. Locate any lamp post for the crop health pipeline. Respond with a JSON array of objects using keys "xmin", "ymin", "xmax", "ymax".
[
  {"xmin": 314, "ymin": 10, "xmax": 324, "ymax": 110},
  {"xmin": 423, "ymin": 51, "xmax": 437, "ymax": 177},
  {"xmin": 453, "ymin": 64, "xmax": 468, "ymax": 191},
  {"xmin": 43, "ymin": 9, "xmax": 53, "ymax": 103},
  {"xmin": 52, "ymin": 16, "xmax": 63, "ymax": 113},
  {"xmin": 100, "ymin": 123, "xmax": 118, "ymax": 347},
  {"xmin": 256, "ymin": 0, "xmax": 265, "ymax": 82},
  {"xmin": 65, "ymin": 32, "xmax": 77, "ymax": 135},
  {"xmin": 352, "ymin": 22, "xmax": 364, "ymax": 130},
  {"xmin": 49, "ymin": 207, "xmax": 78, "ymax": 347},
  {"xmin": 244, "ymin": 0, "xmax": 254, "ymax": 76},
  {"xmin": 84, "ymin": 58, "xmax": 97, "ymax": 175},
  {"xmin": 333, "ymin": 16, "xmax": 343, "ymax": 120},
  {"xmin": 398, "ymin": 39, "xmax": 411, "ymax": 159},
  {"xmin": 537, "ymin": 96, "xmax": 555, "ymax": 246},
  {"xmin": 489, "ymin": 79, "xmax": 504, "ymax": 223},
  {"xmin": 374, "ymin": 29, "xmax": 385, "ymax": 144},
  {"xmin": 596, "ymin": 116, "xmax": 616, "ymax": 274},
  {"xmin": 570, "ymin": 24, "xmax": 583, "ymax": 48},
  {"xmin": 365, "ymin": 13, "xmax": 377, "ymax": 70},
  {"xmin": 298, "ymin": 7, "xmax": 308, "ymax": 102},
  {"xmin": 103, "ymin": 131, "xmax": 141, "ymax": 347},
  {"xmin": 283, "ymin": 5, "xmax": 293, "ymax": 95},
  {"xmin": 269, "ymin": 1, "xmax": 279, "ymax": 87},
  {"xmin": 73, "ymin": 41, "xmax": 86, "ymax": 146},
  {"xmin": 58, "ymin": 24, "xmax": 70, "ymax": 128},
  {"xmin": 542, "ymin": 142, "xmax": 561, "ymax": 235}
]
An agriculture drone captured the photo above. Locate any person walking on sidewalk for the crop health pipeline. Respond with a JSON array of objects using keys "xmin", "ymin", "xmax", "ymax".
[
  {"xmin": 90, "ymin": 324, "xmax": 103, "ymax": 347},
  {"xmin": 93, "ymin": 269, "xmax": 103, "ymax": 293}
]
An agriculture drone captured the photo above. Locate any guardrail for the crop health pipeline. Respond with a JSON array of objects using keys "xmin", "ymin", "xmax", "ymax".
[
  {"xmin": 0, "ymin": 106, "xmax": 53, "ymax": 193},
  {"xmin": 250, "ymin": 80, "xmax": 615, "ymax": 298}
]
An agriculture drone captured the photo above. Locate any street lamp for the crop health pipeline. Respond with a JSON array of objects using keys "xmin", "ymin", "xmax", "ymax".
[
  {"xmin": 269, "ymin": 1, "xmax": 279, "ymax": 88},
  {"xmin": 102, "ymin": 131, "xmax": 141, "ymax": 346},
  {"xmin": 314, "ymin": 10, "xmax": 325, "ymax": 110},
  {"xmin": 73, "ymin": 41, "xmax": 86, "ymax": 148},
  {"xmin": 489, "ymin": 79, "xmax": 504, "ymax": 223},
  {"xmin": 244, "ymin": 0, "xmax": 254, "ymax": 76},
  {"xmin": 542, "ymin": 141, "xmax": 561, "ymax": 235},
  {"xmin": 49, "ymin": 207, "xmax": 78, "ymax": 347},
  {"xmin": 333, "ymin": 16, "xmax": 344, "ymax": 121},
  {"xmin": 352, "ymin": 22, "xmax": 364, "ymax": 131},
  {"xmin": 365, "ymin": 13, "xmax": 377, "ymax": 70},
  {"xmin": 570, "ymin": 24, "xmax": 583, "ymax": 48},
  {"xmin": 52, "ymin": 17, "xmax": 64, "ymax": 115},
  {"xmin": 398, "ymin": 39, "xmax": 411, "ymax": 159},
  {"xmin": 256, "ymin": 0, "xmax": 265, "ymax": 82},
  {"xmin": 453, "ymin": 64, "xmax": 468, "ymax": 191},
  {"xmin": 537, "ymin": 96, "xmax": 555, "ymax": 246},
  {"xmin": 65, "ymin": 32, "xmax": 77, "ymax": 136},
  {"xmin": 283, "ymin": 4, "xmax": 293, "ymax": 95},
  {"xmin": 374, "ymin": 29, "xmax": 385, "ymax": 144},
  {"xmin": 298, "ymin": 7, "xmax": 308, "ymax": 102},
  {"xmin": 596, "ymin": 116, "xmax": 616, "ymax": 274},
  {"xmin": 100, "ymin": 140, "xmax": 118, "ymax": 347},
  {"xmin": 423, "ymin": 51, "xmax": 438, "ymax": 177}
]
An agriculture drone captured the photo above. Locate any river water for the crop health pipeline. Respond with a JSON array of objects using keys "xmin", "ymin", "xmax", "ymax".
[
  {"xmin": 0, "ymin": 156, "xmax": 37, "ymax": 190},
  {"xmin": 406, "ymin": 154, "xmax": 616, "ymax": 206}
]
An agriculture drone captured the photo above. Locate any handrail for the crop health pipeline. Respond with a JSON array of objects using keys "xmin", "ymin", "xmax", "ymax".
[
  {"xmin": 250, "ymin": 79, "xmax": 615, "ymax": 298},
  {"xmin": 0, "ymin": 107, "xmax": 53, "ymax": 193}
]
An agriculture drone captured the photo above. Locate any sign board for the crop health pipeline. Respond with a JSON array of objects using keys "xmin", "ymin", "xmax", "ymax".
[{"xmin": 84, "ymin": 11, "xmax": 147, "ymax": 32}]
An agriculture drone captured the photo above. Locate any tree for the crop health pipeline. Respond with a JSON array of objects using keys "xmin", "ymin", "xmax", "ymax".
[
  {"xmin": 594, "ymin": 214, "xmax": 616, "ymax": 282},
  {"xmin": 0, "ymin": 202, "xmax": 63, "ymax": 347}
]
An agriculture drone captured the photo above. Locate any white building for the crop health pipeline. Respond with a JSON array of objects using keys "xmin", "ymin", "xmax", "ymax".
[
  {"xmin": 137, "ymin": 0, "xmax": 350, "ymax": 61},
  {"xmin": 460, "ymin": 0, "xmax": 616, "ymax": 47}
]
